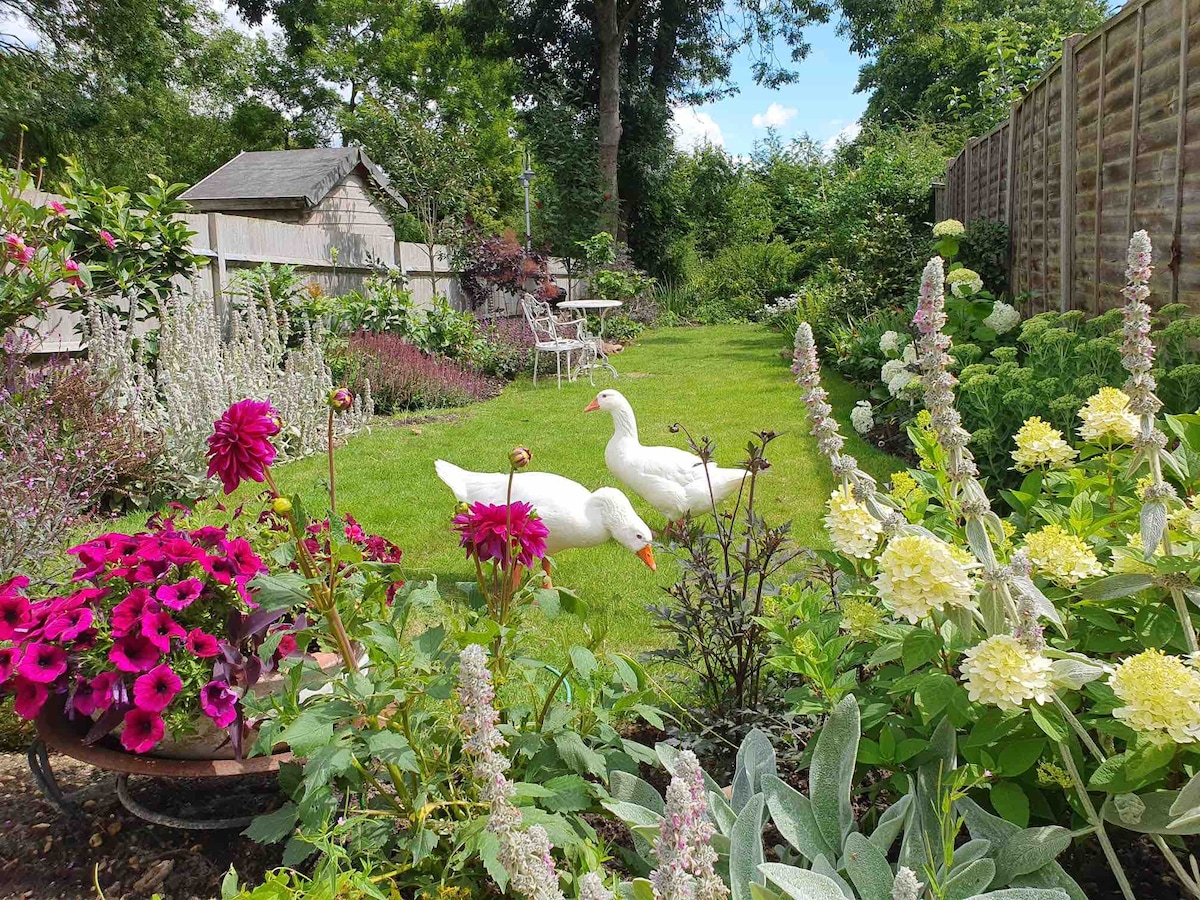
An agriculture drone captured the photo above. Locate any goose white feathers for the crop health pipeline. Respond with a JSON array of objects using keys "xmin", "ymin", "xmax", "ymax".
[
  {"xmin": 585, "ymin": 389, "xmax": 750, "ymax": 521},
  {"xmin": 434, "ymin": 459, "xmax": 656, "ymax": 569}
]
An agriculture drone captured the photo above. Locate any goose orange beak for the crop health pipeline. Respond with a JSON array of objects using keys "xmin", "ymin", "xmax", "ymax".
[
  {"xmin": 636, "ymin": 544, "xmax": 656, "ymax": 571},
  {"xmin": 584, "ymin": 397, "xmax": 600, "ymax": 413}
]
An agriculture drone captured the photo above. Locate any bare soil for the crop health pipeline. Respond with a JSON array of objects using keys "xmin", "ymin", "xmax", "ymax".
[{"xmin": 0, "ymin": 751, "xmax": 283, "ymax": 900}]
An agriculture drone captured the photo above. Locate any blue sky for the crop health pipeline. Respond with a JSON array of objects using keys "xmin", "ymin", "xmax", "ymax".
[{"xmin": 671, "ymin": 20, "xmax": 869, "ymax": 157}]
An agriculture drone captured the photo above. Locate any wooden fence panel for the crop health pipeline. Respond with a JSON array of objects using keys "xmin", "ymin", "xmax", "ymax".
[{"xmin": 938, "ymin": 0, "xmax": 1200, "ymax": 314}]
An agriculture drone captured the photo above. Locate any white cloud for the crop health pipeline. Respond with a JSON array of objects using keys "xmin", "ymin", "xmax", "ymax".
[
  {"xmin": 823, "ymin": 120, "xmax": 862, "ymax": 151},
  {"xmin": 751, "ymin": 102, "xmax": 798, "ymax": 130},
  {"xmin": 671, "ymin": 106, "xmax": 725, "ymax": 151}
]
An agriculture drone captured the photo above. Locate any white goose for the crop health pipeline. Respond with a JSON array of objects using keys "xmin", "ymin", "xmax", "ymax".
[
  {"xmin": 434, "ymin": 460, "xmax": 657, "ymax": 580},
  {"xmin": 585, "ymin": 389, "xmax": 750, "ymax": 523}
]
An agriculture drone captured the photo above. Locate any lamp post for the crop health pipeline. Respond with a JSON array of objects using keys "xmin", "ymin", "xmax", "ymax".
[{"xmin": 518, "ymin": 150, "xmax": 534, "ymax": 251}]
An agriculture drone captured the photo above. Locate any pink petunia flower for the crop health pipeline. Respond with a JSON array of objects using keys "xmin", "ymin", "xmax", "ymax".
[
  {"xmin": 43, "ymin": 606, "xmax": 94, "ymax": 642},
  {"xmin": 132, "ymin": 663, "xmax": 182, "ymax": 713},
  {"xmin": 199, "ymin": 680, "xmax": 238, "ymax": 728},
  {"xmin": 12, "ymin": 677, "xmax": 48, "ymax": 719},
  {"xmin": 89, "ymin": 671, "xmax": 119, "ymax": 711},
  {"xmin": 69, "ymin": 541, "xmax": 109, "ymax": 582},
  {"xmin": 154, "ymin": 578, "xmax": 204, "ymax": 610},
  {"xmin": 0, "ymin": 577, "xmax": 32, "ymax": 640},
  {"xmin": 17, "ymin": 642, "xmax": 67, "ymax": 684},
  {"xmin": 140, "ymin": 609, "xmax": 185, "ymax": 652},
  {"xmin": 224, "ymin": 538, "xmax": 264, "ymax": 578},
  {"xmin": 205, "ymin": 399, "xmax": 280, "ymax": 494},
  {"xmin": 274, "ymin": 633, "xmax": 299, "ymax": 660},
  {"xmin": 111, "ymin": 588, "xmax": 154, "ymax": 637},
  {"xmin": 109, "ymin": 634, "xmax": 161, "ymax": 672},
  {"xmin": 70, "ymin": 675, "xmax": 99, "ymax": 717},
  {"xmin": 190, "ymin": 526, "xmax": 227, "ymax": 548},
  {"xmin": 160, "ymin": 538, "xmax": 206, "ymax": 567},
  {"xmin": 185, "ymin": 628, "xmax": 220, "ymax": 658},
  {"xmin": 120, "ymin": 708, "xmax": 164, "ymax": 753},
  {"xmin": 98, "ymin": 229, "xmax": 116, "ymax": 250},
  {"xmin": 0, "ymin": 646, "xmax": 19, "ymax": 683},
  {"xmin": 452, "ymin": 501, "xmax": 549, "ymax": 569}
]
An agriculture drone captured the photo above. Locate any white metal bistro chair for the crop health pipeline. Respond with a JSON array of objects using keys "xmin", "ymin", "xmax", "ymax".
[{"xmin": 520, "ymin": 294, "xmax": 597, "ymax": 388}]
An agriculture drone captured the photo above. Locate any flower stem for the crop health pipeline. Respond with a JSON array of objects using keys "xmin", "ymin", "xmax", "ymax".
[
  {"xmin": 1057, "ymin": 740, "xmax": 1135, "ymax": 900},
  {"xmin": 326, "ymin": 408, "xmax": 337, "ymax": 517},
  {"xmin": 263, "ymin": 467, "xmax": 358, "ymax": 674}
]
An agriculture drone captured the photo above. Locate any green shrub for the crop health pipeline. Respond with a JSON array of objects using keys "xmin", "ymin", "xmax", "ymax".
[{"xmin": 692, "ymin": 239, "xmax": 798, "ymax": 323}]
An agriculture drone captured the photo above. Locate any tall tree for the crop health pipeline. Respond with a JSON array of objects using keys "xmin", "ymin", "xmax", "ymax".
[{"xmin": 461, "ymin": 0, "xmax": 830, "ymax": 241}]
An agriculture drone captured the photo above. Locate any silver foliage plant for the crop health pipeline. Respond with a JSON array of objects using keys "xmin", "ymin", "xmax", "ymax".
[
  {"xmin": 88, "ymin": 289, "xmax": 372, "ymax": 494},
  {"xmin": 603, "ymin": 695, "xmax": 1081, "ymax": 900}
]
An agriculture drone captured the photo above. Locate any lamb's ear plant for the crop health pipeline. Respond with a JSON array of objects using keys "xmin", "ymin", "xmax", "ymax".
[{"xmin": 604, "ymin": 696, "xmax": 1080, "ymax": 900}]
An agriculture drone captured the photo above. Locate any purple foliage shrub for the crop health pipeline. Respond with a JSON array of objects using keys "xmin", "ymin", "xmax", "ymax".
[
  {"xmin": 467, "ymin": 317, "xmax": 536, "ymax": 380},
  {"xmin": 342, "ymin": 332, "xmax": 500, "ymax": 414},
  {"xmin": 0, "ymin": 338, "xmax": 159, "ymax": 579}
]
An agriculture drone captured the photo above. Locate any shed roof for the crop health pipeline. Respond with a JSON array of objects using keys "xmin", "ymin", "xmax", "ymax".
[{"xmin": 181, "ymin": 147, "xmax": 406, "ymax": 212}]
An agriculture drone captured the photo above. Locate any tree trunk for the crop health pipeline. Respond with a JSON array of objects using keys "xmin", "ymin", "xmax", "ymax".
[{"xmin": 596, "ymin": 0, "xmax": 622, "ymax": 238}]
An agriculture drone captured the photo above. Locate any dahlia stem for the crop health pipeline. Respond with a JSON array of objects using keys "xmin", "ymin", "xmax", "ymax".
[
  {"xmin": 326, "ymin": 408, "xmax": 337, "ymax": 517},
  {"xmin": 1057, "ymin": 740, "xmax": 1135, "ymax": 900},
  {"xmin": 263, "ymin": 467, "xmax": 358, "ymax": 675}
]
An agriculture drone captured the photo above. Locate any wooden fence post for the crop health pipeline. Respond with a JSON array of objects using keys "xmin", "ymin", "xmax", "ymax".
[
  {"xmin": 1060, "ymin": 34, "xmax": 1081, "ymax": 313},
  {"xmin": 1006, "ymin": 102, "xmax": 1019, "ymax": 289},
  {"xmin": 1172, "ymin": 0, "xmax": 1191, "ymax": 306},
  {"xmin": 207, "ymin": 213, "xmax": 227, "ymax": 323}
]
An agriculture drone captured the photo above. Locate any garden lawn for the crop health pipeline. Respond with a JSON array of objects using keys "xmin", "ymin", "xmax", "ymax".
[{"xmin": 270, "ymin": 323, "xmax": 899, "ymax": 662}]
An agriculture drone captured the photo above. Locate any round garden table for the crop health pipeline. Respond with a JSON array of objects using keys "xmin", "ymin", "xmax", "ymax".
[
  {"xmin": 557, "ymin": 298, "xmax": 623, "ymax": 378},
  {"xmin": 29, "ymin": 696, "xmax": 293, "ymax": 830}
]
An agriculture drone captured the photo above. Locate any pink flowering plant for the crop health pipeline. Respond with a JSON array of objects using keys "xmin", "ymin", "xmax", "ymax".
[
  {"xmin": 0, "ymin": 164, "xmax": 93, "ymax": 333},
  {"xmin": 0, "ymin": 515, "xmax": 305, "ymax": 756}
]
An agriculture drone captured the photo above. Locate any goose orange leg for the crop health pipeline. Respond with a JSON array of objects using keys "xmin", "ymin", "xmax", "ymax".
[{"xmin": 541, "ymin": 557, "xmax": 553, "ymax": 588}]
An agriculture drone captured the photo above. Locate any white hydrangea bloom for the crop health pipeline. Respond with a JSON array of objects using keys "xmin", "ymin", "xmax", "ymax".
[
  {"xmin": 825, "ymin": 485, "xmax": 883, "ymax": 559},
  {"xmin": 983, "ymin": 300, "xmax": 1021, "ymax": 335},
  {"xmin": 874, "ymin": 533, "xmax": 976, "ymax": 623},
  {"xmin": 960, "ymin": 635, "xmax": 1054, "ymax": 711},
  {"xmin": 881, "ymin": 358, "xmax": 916, "ymax": 396},
  {"xmin": 850, "ymin": 400, "xmax": 874, "ymax": 435},
  {"xmin": 879, "ymin": 330, "xmax": 903, "ymax": 355}
]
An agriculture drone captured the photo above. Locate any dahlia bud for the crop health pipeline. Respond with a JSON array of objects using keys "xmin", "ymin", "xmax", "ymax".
[
  {"xmin": 271, "ymin": 496, "xmax": 293, "ymax": 514},
  {"xmin": 509, "ymin": 447, "xmax": 532, "ymax": 469},
  {"xmin": 327, "ymin": 387, "xmax": 353, "ymax": 411}
]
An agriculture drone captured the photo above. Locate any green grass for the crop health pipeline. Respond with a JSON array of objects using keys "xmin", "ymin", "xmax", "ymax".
[{"xmin": 263, "ymin": 323, "xmax": 899, "ymax": 660}]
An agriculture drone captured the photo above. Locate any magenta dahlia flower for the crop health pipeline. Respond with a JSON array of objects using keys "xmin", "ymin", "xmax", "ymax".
[
  {"xmin": 452, "ymin": 501, "xmax": 549, "ymax": 569},
  {"xmin": 133, "ymin": 663, "xmax": 182, "ymax": 713},
  {"xmin": 205, "ymin": 399, "xmax": 281, "ymax": 494},
  {"xmin": 121, "ymin": 708, "xmax": 165, "ymax": 753},
  {"xmin": 200, "ymin": 680, "xmax": 238, "ymax": 728}
]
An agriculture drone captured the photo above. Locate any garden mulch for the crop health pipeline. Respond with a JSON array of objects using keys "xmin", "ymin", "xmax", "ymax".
[{"xmin": 0, "ymin": 751, "xmax": 283, "ymax": 900}]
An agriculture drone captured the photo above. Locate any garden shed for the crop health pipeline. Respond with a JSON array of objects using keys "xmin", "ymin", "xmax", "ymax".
[{"xmin": 180, "ymin": 147, "xmax": 405, "ymax": 239}]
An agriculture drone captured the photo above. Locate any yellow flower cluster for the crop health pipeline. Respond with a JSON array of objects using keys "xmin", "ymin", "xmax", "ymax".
[
  {"xmin": 1169, "ymin": 495, "xmax": 1200, "ymax": 536},
  {"xmin": 1109, "ymin": 649, "xmax": 1200, "ymax": 743},
  {"xmin": 1023, "ymin": 524, "xmax": 1104, "ymax": 586},
  {"xmin": 1036, "ymin": 761, "xmax": 1074, "ymax": 789},
  {"xmin": 933, "ymin": 219, "xmax": 966, "ymax": 237},
  {"xmin": 839, "ymin": 595, "xmax": 886, "ymax": 639},
  {"xmin": 1078, "ymin": 387, "xmax": 1138, "ymax": 445},
  {"xmin": 874, "ymin": 533, "xmax": 975, "ymax": 623},
  {"xmin": 960, "ymin": 635, "xmax": 1054, "ymax": 711},
  {"xmin": 1011, "ymin": 417, "xmax": 1078, "ymax": 471},
  {"xmin": 824, "ymin": 486, "xmax": 882, "ymax": 559},
  {"xmin": 889, "ymin": 471, "xmax": 919, "ymax": 500}
]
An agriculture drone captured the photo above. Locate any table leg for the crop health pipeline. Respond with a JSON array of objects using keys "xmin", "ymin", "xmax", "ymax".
[{"xmin": 597, "ymin": 309, "xmax": 618, "ymax": 378}]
